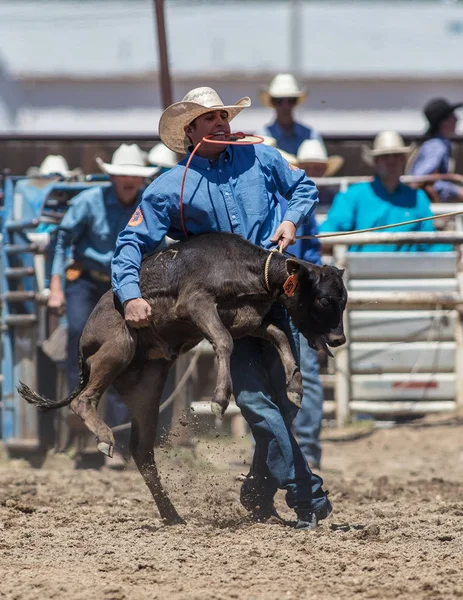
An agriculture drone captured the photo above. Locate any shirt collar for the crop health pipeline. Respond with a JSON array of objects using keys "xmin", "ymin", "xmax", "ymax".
[
  {"xmin": 372, "ymin": 176, "xmax": 405, "ymax": 197},
  {"xmin": 269, "ymin": 119, "xmax": 304, "ymax": 138},
  {"xmin": 184, "ymin": 146, "xmax": 232, "ymax": 170}
]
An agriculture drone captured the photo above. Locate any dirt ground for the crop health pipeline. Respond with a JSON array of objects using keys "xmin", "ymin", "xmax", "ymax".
[{"xmin": 1, "ymin": 418, "xmax": 463, "ymax": 600}]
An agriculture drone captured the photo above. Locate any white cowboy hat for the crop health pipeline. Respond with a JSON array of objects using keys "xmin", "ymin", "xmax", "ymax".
[
  {"xmin": 159, "ymin": 87, "xmax": 251, "ymax": 153},
  {"xmin": 147, "ymin": 143, "xmax": 181, "ymax": 169},
  {"xmin": 297, "ymin": 139, "xmax": 344, "ymax": 177},
  {"xmin": 259, "ymin": 74, "xmax": 308, "ymax": 108},
  {"xmin": 261, "ymin": 136, "xmax": 298, "ymax": 165},
  {"xmin": 362, "ymin": 131, "xmax": 417, "ymax": 167},
  {"xmin": 27, "ymin": 154, "xmax": 81, "ymax": 178},
  {"xmin": 96, "ymin": 144, "xmax": 158, "ymax": 177}
]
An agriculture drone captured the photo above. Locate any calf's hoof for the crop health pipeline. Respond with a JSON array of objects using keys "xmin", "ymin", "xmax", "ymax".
[
  {"xmin": 287, "ymin": 391, "xmax": 302, "ymax": 409},
  {"xmin": 97, "ymin": 441, "xmax": 114, "ymax": 458},
  {"xmin": 210, "ymin": 399, "xmax": 228, "ymax": 420},
  {"xmin": 162, "ymin": 513, "xmax": 186, "ymax": 526}
]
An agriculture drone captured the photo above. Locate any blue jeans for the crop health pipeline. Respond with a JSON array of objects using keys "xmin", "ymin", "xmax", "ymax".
[
  {"xmin": 293, "ymin": 335, "xmax": 324, "ymax": 468},
  {"xmin": 230, "ymin": 306, "xmax": 326, "ymax": 513},
  {"xmin": 65, "ymin": 274, "xmax": 130, "ymax": 452}
]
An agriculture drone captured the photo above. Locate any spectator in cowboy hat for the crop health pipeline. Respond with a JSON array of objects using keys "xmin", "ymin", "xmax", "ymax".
[
  {"xmin": 147, "ymin": 142, "xmax": 182, "ymax": 176},
  {"xmin": 26, "ymin": 154, "xmax": 82, "ymax": 179},
  {"xmin": 260, "ymin": 73, "xmax": 322, "ymax": 156},
  {"xmin": 320, "ymin": 131, "xmax": 451, "ymax": 252},
  {"xmin": 48, "ymin": 143, "xmax": 157, "ymax": 468},
  {"xmin": 409, "ymin": 98, "xmax": 463, "ymax": 202},
  {"xmin": 112, "ymin": 85, "xmax": 333, "ymax": 530}
]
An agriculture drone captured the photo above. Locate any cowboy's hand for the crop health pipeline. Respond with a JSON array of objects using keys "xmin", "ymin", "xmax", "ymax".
[
  {"xmin": 271, "ymin": 220, "xmax": 297, "ymax": 251},
  {"xmin": 48, "ymin": 289, "xmax": 65, "ymax": 314},
  {"xmin": 124, "ymin": 298, "xmax": 152, "ymax": 328}
]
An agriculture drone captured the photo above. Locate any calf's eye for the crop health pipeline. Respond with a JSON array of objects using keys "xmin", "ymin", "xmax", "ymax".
[{"xmin": 318, "ymin": 297, "xmax": 331, "ymax": 308}]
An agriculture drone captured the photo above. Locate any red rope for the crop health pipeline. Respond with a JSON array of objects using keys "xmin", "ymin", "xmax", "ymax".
[{"xmin": 179, "ymin": 133, "xmax": 264, "ymax": 238}]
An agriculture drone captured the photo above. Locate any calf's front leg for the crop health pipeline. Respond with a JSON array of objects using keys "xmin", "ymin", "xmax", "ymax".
[{"xmin": 250, "ymin": 322, "xmax": 303, "ymax": 409}]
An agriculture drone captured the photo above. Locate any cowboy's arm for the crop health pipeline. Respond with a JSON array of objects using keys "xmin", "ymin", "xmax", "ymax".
[
  {"xmin": 410, "ymin": 140, "xmax": 462, "ymax": 200},
  {"xmin": 416, "ymin": 189, "xmax": 453, "ymax": 252},
  {"xmin": 49, "ymin": 193, "xmax": 90, "ymax": 310},
  {"xmin": 111, "ymin": 190, "xmax": 171, "ymax": 305},
  {"xmin": 270, "ymin": 148, "xmax": 319, "ymax": 226}
]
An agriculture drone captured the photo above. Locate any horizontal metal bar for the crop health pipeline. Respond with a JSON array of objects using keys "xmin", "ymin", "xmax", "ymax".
[
  {"xmin": 3, "ymin": 291, "xmax": 36, "ymax": 302},
  {"xmin": 4, "ymin": 219, "xmax": 40, "ymax": 232},
  {"xmin": 349, "ymin": 400, "xmax": 456, "ymax": 415},
  {"xmin": 322, "ymin": 231, "xmax": 463, "ymax": 246},
  {"xmin": 348, "ymin": 291, "xmax": 463, "ymax": 309},
  {"xmin": 4, "ymin": 314, "xmax": 37, "ymax": 326},
  {"xmin": 4, "ymin": 243, "xmax": 46, "ymax": 255},
  {"xmin": 4, "ymin": 267, "xmax": 35, "ymax": 278}
]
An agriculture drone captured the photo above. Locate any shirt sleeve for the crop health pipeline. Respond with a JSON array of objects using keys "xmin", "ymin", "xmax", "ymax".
[
  {"xmin": 410, "ymin": 139, "xmax": 446, "ymax": 177},
  {"xmin": 415, "ymin": 189, "xmax": 453, "ymax": 252},
  {"xmin": 111, "ymin": 186, "xmax": 172, "ymax": 304},
  {"xmin": 261, "ymin": 146, "xmax": 319, "ymax": 228},
  {"xmin": 411, "ymin": 140, "xmax": 461, "ymax": 201},
  {"xmin": 319, "ymin": 188, "xmax": 357, "ymax": 233},
  {"xmin": 50, "ymin": 192, "xmax": 91, "ymax": 276}
]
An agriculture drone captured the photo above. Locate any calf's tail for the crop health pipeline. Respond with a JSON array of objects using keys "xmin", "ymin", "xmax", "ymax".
[{"xmin": 17, "ymin": 352, "xmax": 89, "ymax": 411}]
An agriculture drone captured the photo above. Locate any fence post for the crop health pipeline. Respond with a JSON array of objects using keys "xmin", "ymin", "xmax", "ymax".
[{"xmin": 333, "ymin": 244, "xmax": 351, "ymax": 426}]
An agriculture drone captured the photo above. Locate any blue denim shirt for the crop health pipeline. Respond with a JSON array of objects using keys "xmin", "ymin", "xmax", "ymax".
[
  {"xmin": 320, "ymin": 177, "xmax": 452, "ymax": 252},
  {"xmin": 410, "ymin": 136, "xmax": 461, "ymax": 201},
  {"xmin": 111, "ymin": 143, "xmax": 319, "ymax": 304},
  {"xmin": 265, "ymin": 119, "xmax": 322, "ymax": 155},
  {"xmin": 52, "ymin": 184, "xmax": 142, "ymax": 277},
  {"xmin": 278, "ymin": 195, "xmax": 321, "ymax": 265}
]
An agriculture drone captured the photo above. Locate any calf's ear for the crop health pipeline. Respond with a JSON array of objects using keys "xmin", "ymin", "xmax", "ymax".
[{"xmin": 285, "ymin": 258, "xmax": 303, "ymax": 276}]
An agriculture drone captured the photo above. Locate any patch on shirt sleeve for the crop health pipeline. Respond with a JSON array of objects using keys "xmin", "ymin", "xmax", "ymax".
[{"xmin": 128, "ymin": 207, "xmax": 143, "ymax": 226}]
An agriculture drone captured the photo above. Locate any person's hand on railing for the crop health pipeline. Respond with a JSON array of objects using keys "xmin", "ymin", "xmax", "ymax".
[
  {"xmin": 48, "ymin": 289, "xmax": 65, "ymax": 314},
  {"xmin": 48, "ymin": 274, "xmax": 65, "ymax": 314}
]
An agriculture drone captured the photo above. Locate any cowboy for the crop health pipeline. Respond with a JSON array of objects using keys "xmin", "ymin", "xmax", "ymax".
[
  {"xmin": 288, "ymin": 139, "xmax": 344, "ymax": 470},
  {"xmin": 260, "ymin": 73, "xmax": 322, "ymax": 156},
  {"xmin": 111, "ymin": 86, "xmax": 332, "ymax": 529},
  {"xmin": 48, "ymin": 144, "xmax": 157, "ymax": 466},
  {"xmin": 409, "ymin": 98, "xmax": 463, "ymax": 202},
  {"xmin": 320, "ymin": 131, "xmax": 451, "ymax": 252}
]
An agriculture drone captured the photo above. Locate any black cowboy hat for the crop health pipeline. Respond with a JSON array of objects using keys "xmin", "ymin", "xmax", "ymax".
[{"xmin": 424, "ymin": 98, "xmax": 463, "ymax": 133}]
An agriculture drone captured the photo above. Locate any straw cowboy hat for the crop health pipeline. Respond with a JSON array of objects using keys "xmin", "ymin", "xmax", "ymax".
[
  {"xmin": 159, "ymin": 87, "xmax": 251, "ymax": 153},
  {"xmin": 96, "ymin": 144, "xmax": 158, "ymax": 177},
  {"xmin": 261, "ymin": 136, "xmax": 298, "ymax": 165},
  {"xmin": 27, "ymin": 154, "xmax": 81, "ymax": 178},
  {"xmin": 259, "ymin": 74, "xmax": 308, "ymax": 108},
  {"xmin": 147, "ymin": 142, "xmax": 181, "ymax": 169},
  {"xmin": 297, "ymin": 139, "xmax": 344, "ymax": 177},
  {"xmin": 362, "ymin": 131, "xmax": 416, "ymax": 167}
]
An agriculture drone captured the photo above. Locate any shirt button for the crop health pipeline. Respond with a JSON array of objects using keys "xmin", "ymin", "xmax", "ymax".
[
  {"xmin": 231, "ymin": 215, "xmax": 236, "ymax": 219},
  {"xmin": 219, "ymin": 169, "xmax": 222, "ymax": 173},
  {"xmin": 225, "ymin": 192, "xmax": 230, "ymax": 196},
  {"xmin": 207, "ymin": 167, "xmax": 211, "ymax": 171}
]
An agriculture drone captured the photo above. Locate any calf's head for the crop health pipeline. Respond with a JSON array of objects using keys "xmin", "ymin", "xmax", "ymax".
[{"xmin": 284, "ymin": 259, "xmax": 347, "ymax": 357}]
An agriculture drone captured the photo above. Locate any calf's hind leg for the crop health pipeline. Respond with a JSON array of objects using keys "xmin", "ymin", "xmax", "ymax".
[
  {"xmin": 116, "ymin": 359, "xmax": 185, "ymax": 526},
  {"xmin": 71, "ymin": 339, "xmax": 135, "ymax": 457}
]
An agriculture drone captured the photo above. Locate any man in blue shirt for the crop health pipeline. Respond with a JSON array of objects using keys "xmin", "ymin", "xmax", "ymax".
[
  {"xmin": 112, "ymin": 86, "xmax": 332, "ymax": 529},
  {"xmin": 260, "ymin": 73, "xmax": 322, "ymax": 156},
  {"xmin": 321, "ymin": 131, "xmax": 451, "ymax": 252},
  {"xmin": 410, "ymin": 98, "xmax": 463, "ymax": 202},
  {"xmin": 49, "ymin": 144, "xmax": 157, "ymax": 466}
]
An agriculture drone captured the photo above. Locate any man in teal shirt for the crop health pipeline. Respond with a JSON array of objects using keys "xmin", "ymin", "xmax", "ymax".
[{"xmin": 320, "ymin": 131, "xmax": 451, "ymax": 252}]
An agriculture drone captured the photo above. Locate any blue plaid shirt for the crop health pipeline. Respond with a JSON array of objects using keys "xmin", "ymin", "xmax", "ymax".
[
  {"xmin": 112, "ymin": 143, "xmax": 319, "ymax": 304},
  {"xmin": 265, "ymin": 120, "xmax": 322, "ymax": 155},
  {"xmin": 410, "ymin": 136, "xmax": 461, "ymax": 201}
]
